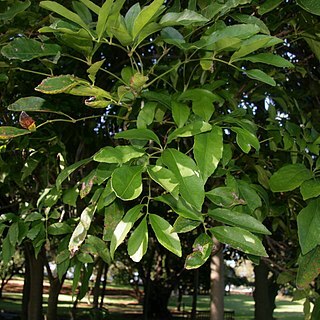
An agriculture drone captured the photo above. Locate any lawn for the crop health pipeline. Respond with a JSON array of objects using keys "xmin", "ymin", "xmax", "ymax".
[{"xmin": 0, "ymin": 281, "xmax": 305, "ymax": 320}]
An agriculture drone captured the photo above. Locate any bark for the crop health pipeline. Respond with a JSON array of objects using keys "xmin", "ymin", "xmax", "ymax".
[
  {"xmin": 47, "ymin": 276, "xmax": 65, "ymax": 320},
  {"xmin": 191, "ymin": 268, "xmax": 199, "ymax": 320},
  {"xmin": 92, "ymin": 258, "xmax": 104, "ymax": 308},
  {"xmin": 99, "ymin": 263, "xmax": 109, "ymax": 308},
  {"xmin": 21, "ymin": 248, "xmax": 31, "ymax": 320},
  {"xmin": 210, "ymin": 239, "xmax": 224, "ymax": 320},
  {"xmin": 23, "ymin": 244, "xmax": 44, "ymax": 320},
  {"xmin": 254, "ymin": 260, "xmax": 278, "ymax": 320}
]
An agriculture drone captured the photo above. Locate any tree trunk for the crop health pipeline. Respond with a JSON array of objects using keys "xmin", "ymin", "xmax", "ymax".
[
  {"xmin": 191, "ymin": 268, "xmax": 199, "ymax": 320},
  {"xmin": 21, "ymin": 248, "xmax": 31, "ymax": 320},
  {"xmin": 93, "ymin": 258, "xmax": 104, "ymax": 308},
  {"xmin": 23, "ymin": 244, "xmax": 44, "ymax": 320},
  {"xmin": 99, "ymin": 263, "xmax": 109, "ymax": 308},
  {"xmin": 210, "ymin": 239, "xmax": 224, "ymax": 320},
  {"xmin": 47, "ymin": 276, "xmax": 65, "ymax": 320},
  {"xmin": 253, "ymin": 259, "xmax": 278, "ymax": 320}
]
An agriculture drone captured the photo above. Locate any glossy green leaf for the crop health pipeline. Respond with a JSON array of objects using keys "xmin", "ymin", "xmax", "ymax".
[
  {"xmin": 96, "ymin": 0, "xmax": 113, "ymax": 39},
  {"xmin": 155, "ymin": 194, "xmax": 203, "ymax": 222},
  {"xmin": 128, "ymin": 217, "xmax": 148, "ymax": 262},
  {"xmin": 210, "ymin": 226, "xmax": 268, "ymax": 257},
  {"xmin": 40, "ymin": 1, "xmax": 91, "ymax": 33},
  {"xmin": 0, "ymin": 0, "xmax": 30, "ymax": 21},
  {"xmin": 185, "ymin": 233, "xmax": 213, "ymax": 269},
  {"xmin": 231, "ymin": 13, "xmax": 270, "ymax": 34},
  {"xmin": 35, "ymin": 75, "xmax": 78, "ymax": 94},
  {"xmin": 97, "ymin": 181, "xmax": 116, "ymax": 211},
  {"xmin": 137, "ymin": 101, "xmax": 157, "ymax": 128},
  {"xmin": 237, "ymin": 180, "xmax": 262, "ymax": 213},
  {"xmin": 258, "ymin": 0, "xmax": 282, "ymax": 15},
  {"xmin": 111, "ymin": 166, "xmax": 143, "ymax": 200},
  {"xmin": 56, "ymin": 157, "xmax": 91, "ymax": 189},
  {"xmin": 93, "ymin": 146, "xmax": 145, "ymax": 164},
  {"xmin": 167, "ymin": 121, "xmax": 212, "ymax": 143},
  {"xmin": 115, "ymin": 128, "xmax": 161, "ymax": 146},
  {"xmin": 297, "ymin": 0, "xmax": 320, "ymax": 16},
  {"xmin": 149, "ymin": 214, "xmax": 182, "ymax": 257},
  {"xmin": 2, "ymin": 236, "xmax": 15, "ymax": 266},
  {"xmin": 8, "ymin": 223, "xmax": 19, "ymax": 246},
  {"xmin": 110, "ymin": 204, "xmax": 144, "ymax": 259},
  {"xmin": 87, "ymin": 59, "xmax": 105, "ymax": 84},
  {"xmin": 68, "ymin": 204, "xmax": 96, "ymax": 253},
  {"xmin": 231, "ymin": 127, "xmax": 260, "ymax": 153},
  {"xmin": 79, "ymin": 0, "xmax": 100, "ymax": 14},
  {"xmin": 161, "ymin": 148, "xmax": 205, "ymax": 211},
  {"xmin": 24, "ymin": 212, "xmax": 43, "ymax": 222},
  {"xmin": 132, "ymin": 0, "xmax": 164, "ymax": 38},
  {"xmin": 296, "ymin": 246, "xmax": 320, "ymax": 289},
  {"xmin": 297, "ymin": 199, "xmax": 320, "ymax": 255},
  {"xmin": 172, "ymin": 216, "xmax": 201, "ymax": 233},
  {"xmin": 245, "ymin": 69, "xmax": 276, "ymax": 86},
  {"xmin": 300, "ymin": 179, "xmax": 320, "ymax": 200},
  {"xmin": 0, "ymin": 126, "xmax": 30, "ymax": 139},
  {"xmin": 62, "ymin": 186, "xmax": 79, "ymax": 207},
  {"xmin": 240, "ymin": 53, "xmax": 294, "ymax": 68},
  {"xmin": 72, "ymin": 1, "xmax": 92, "ymax": 24},
  {"xmin": 48, "ymin": 222, "xmax": 73, "ymax": 235},
  {"xmin": 270, "ymin": 164, "xmax": 313, "ymax": 192},
  {"xmin": 172, "ymin": 101, "xmax": 190, "ymax": 128},
  {"xmin": 147, "ymin": 165, "xmax": 179, "ymax": 196},
  {"xmin": 161, "ymin": 27, "xmax": 186, "ymax": 48},
  {"xmin": 86, "ymin": 235, "xmax": 111, "ymax": 264},
  {"xmin": 194, "ymin": 126, "xmax": 223, "ymax": 182},
  {"xmin": 206, "ymin": 187, "xmax": 241, "ymax": 207},
  {"xmin": 160, "ymin": 9, "xmax": 208, "ymax": 26},
  {"xmin": 208, "ymin": 208, "xmax": 270, "ymax": 235}
]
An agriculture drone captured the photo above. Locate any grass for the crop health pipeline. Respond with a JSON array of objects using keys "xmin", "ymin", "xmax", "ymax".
[{"xmin": 0, "ymin": 282, "xmax": 305, "ymax": 320}]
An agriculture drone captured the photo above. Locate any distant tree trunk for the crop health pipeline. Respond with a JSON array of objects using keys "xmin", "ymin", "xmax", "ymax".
[
  {"xmin": 99, "ymin": 263, "xmax": 109, "ymax": 308},
  {"xmin": 47, "ymin": 276, "xmax": 65, "ymax": 320},
  {"xmin": 191, "ymin": 268, "xmax": 199, "ymax": 320},
  {"xmin": 253, "ymin": 259, "xmax": 278, "ymax": 320},
  {"xmin": 93, "ymin": 258, "xmax": 104, "ymax": 308},
  {"xmin": 23, "ymin": 243, "xmax": 44, "ymax": 320},
  {"xmin": 21, "ymin": 248, "xmax": 31, "ymax": 320},
  {"xmin": 210, "ymin": 239, "xmax": 224, "ymax": 320}
]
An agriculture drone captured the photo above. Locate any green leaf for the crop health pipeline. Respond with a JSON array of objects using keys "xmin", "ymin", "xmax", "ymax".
[
  {"xmin": 206, "ymin": 187, "xmax": 241, "ymax": 207},
  {"xmin": 240, "ymin": 53, "xmax": 294, "ymax": 68},
  {"xmin": 8, "ymin": 223, "xmax": 19, "ymax": 246},
  {"xmin": 155, "ymin": 194, "xmax": 203, "ymax": 222},
  {"xmin": 128, "ymin": 217, "xmax": 148, "ymax": 262},
  {"xmin": 86, "ymin": 235, "xmax": 111, "ymax": 264},
  {"xmin": 110, "ymin": 204, "xmax": 144, "ymax": 259},
  {"xmin": 87, "ymin": 59, "xmax": 105, "ymax": 84},
  {"xmin": 172, "ymin": 216, "xmax": 201, "ymax": 233},
  {"xmin": 93, "ymin": 146, "xmax": 145, "ymax": 164},
  {"xmin": 210, "ymin": 226, "xmax": 268, "ymax": 257},
  {"xmin": 296, "ymin": 246, "xmax": 320, "ymax": 289},
  {"xmin": 185, "ymin": 234, "xmax": 213, "ymax": 269},
  {"xmin": 62, "ymin": 186, "xmax": 79, "ymax": 207},
  {"xmin": 68, "ymin": 204, "xmax": 96, "ymax": 253},
  {"xmin": 297, "ymin": 0, "xmax": 320, "ymax": 16},
  {"xmin": 147, "ymin": 165, "xmax": 179, "ymax": 196},
  {"xmin": 172, "ymin": 101, "xmax": 190, "ymax": 128},
  {"xmin": 161, "ymin": 149, "xmax": 205, "ymax": 211},
  {"xmin": 137, "ymin": 101, "xmax": 157, "ymax": 128},
  {"xmin": 194, "ymin": 126, "xmax": 223, "ymax": 182},
  {"xmin": 111, "ymin": 166, "xmax": 143, "ymax": 200},
  {"xmin": 48, "ymin": 222, "xmax": 73, "ymax": 235},
  {"xmin": 79, "ymin": 0, "xmax": 100, "ymax": 14},
  {"xmin": 72, "ymin": 1, "xmax": 92, "ymax": 24},
  {"xmin": 0, "ymin": 0, "xmax": 30, "ymax": 21},
  {"xmin": 24, "ymin": 212, "xmax": 43, "ymax": 222},
  {"xmin": 0, "ymin": 126, "xmax": 30, "ymax": 140},
  {"xmin": 245, "ymin": 69, "xmax": 276, "ymax": 86},
  {"xmin": 167, "ymin": 121, "xmax": 212, "ymax": 144},
  {"xmin": 237, "ymin": 180, "xmax": 262, "ymax": 213},
  {"xmin": 103, "ymin": 201, "xmax": 124, "ymax": 241},
  {"xmin": 258, "ymin": 0, "xmax": 282, "ymax": 15},
  {"xmin": 2, "ymin": 236, "xmax": 15, "ymax": 266},
  {"xmin": 115, "ymin": 128, "xmax": 161, "ymax": 146},
  {"xmin": 161, "ymin": 27, "xmax": 186, "ymax": 48},
  {"xmin": 149, "ymin": 214, "xmax": 182, "ymax": 257},
  {"xmin": 270, "ymin": 164, "xmax": 313, "ymax": 192},
  {"xmin": 7, "ymin": 97, "xmax": 56, "ymax": 112},
  {"xmin": 35, "ymin": 75, "xmax": 78, "ymax": 94},
  {"xmin": 96, "ymin": 0, "xmax": 113, "ymax": 40},
  {"xmin": 56, "ymin": 157, "xmax": 91, "ymax": 189},
  {"xmin": 21, "ymin": 156, "xmax": 39, "ymax": 181},
  {"xmin": 208, "ymin": 208, "xmax": 271, "ymax": 235},
  {"xmin": 97, "ymin": 181, "xmax": 116, "ymax": 211},
  {"xmin": 160, "ymin": 9, "xmax": 208, "ymax": 26},
  {"xmin": 300, "ymin": 179, "xmax": 320, "ymax": 200},
  {"xmin": 1, "ymin": 38, "xmax": 61, "ymax": 62},
  {"xmin": 40, "ymin": 1, "xmax": 91, "ymax": 34},
  {"xmin": 231, "ymin": 13, "xmax": 270, "ymax": 35},
  {"xmin": 297, "ymin": 199, "xmax": 320, "ymax": 255},
  {"xmin": 231, "ymin": 127, "xmax": 260, "ymax": 153},
  {"xmin": 132, "ymin": 0, "xmax": 164, "ymax": 39}
]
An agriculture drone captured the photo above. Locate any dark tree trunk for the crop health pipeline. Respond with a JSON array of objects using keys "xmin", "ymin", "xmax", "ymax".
[
  {"xmin": 21, "ymin": 248, "xmax": 31, "ymax": 320},
  {"xmin": 145, "ymin": 280, "xmax": 173, "ymax": 320},
  {"xmin": 47, "ymin": 276, "xmax": 65, "ymax": 320},
  {"xmin": 23, "ymin": 243, "xmax": 44, "ymax": 320},
  {"xmin": 254, "ymin": 260, "xmax": 278, "ymax": 320},
  {"xmin": 210, "ymin": 239, "xmax": 224, "ymax": 320},
  {"xmin": 191, "ymin": 268, "xmax": 199, "ymax": 320},
  {"xmin": 93, "ymin": 258, "xmax": 104, "ymax": 308},
  {"xmin": 99, "ymin": 263, "xmax": 109, "ymax": 308}
]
